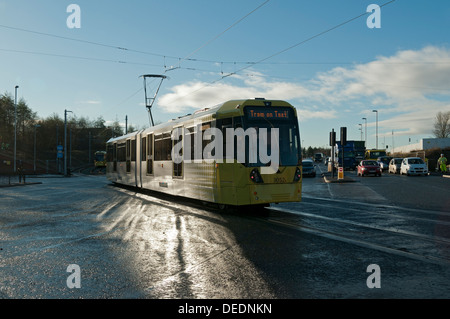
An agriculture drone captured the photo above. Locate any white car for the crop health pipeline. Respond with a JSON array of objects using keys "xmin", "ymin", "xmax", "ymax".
[
  {"xmin": 388, "ymin": 158, "xmax": 403, "ymax": 174},
  {"xmin": 400, "ymin": 157, "xmax": 428, "ymax": 176}
]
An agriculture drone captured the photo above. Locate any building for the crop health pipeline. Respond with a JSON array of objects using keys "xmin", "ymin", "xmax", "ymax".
[{"xmin": 393, "ymin": 138, "xmax": 450, "ymax": 154}]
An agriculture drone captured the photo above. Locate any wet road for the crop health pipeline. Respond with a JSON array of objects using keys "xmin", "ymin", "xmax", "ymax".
[{"xmin": 1, "ymin": 170, "xmax": 450, "ymax": 299}]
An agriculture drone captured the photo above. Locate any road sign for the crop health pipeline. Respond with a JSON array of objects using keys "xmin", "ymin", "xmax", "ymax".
[
  {"xmin": 338, "ymin": 167, "xmax": 344, "ymax": 180},
  {"xmin": 57, "ymin": 145, "xmax": 63, "ymax": 159}
]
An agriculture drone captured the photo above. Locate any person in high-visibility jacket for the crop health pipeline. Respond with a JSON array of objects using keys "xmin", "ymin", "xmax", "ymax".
[{"xmin": 438, "ymin": 154, "xmax": 447, "ymax": 172}]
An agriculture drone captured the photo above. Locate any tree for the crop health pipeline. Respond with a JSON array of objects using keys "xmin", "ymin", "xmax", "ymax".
[
  {"xmin": 433, "ymin": 111, "xmax": 450, "ymax": 138},
  {"xmin": 0, "ymin": 93, "xmax": 15, "ymax": 147}
]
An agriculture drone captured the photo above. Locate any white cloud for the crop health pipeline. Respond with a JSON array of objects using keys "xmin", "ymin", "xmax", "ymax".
[
  {"xmin": 157, "ymin": 46, "xmax": 450, "ymax": 137},
  {"xmin": 82, "ymin": 100, "xmax": 101, "ymax": 105}
]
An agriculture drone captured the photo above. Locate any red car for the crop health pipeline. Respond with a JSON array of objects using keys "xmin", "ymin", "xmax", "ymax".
[{"xmin": 357, "ymin": 160, "xmax": 381, "ymax": 177}]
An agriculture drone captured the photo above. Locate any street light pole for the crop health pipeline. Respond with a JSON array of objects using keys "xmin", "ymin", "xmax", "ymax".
[
  {"xmin": 34, "ymin": 124, "xmax": 41, "ymax": 173},
  {"xmin": 359, "ymin": 124, "xmax": 363, "ymax": 141},
  {"xmin": 362, "ymin": 117, "xmax": 367, "ymax": 146},
  {"xmin": 372, "ymin": 110, "xmax": 378, "ymax": 149},
  {"xmin": 64, "ymin": 109, "xmax": 73, "ymax": 176},
  {"xmin": 14, "ymin": 85, "xmax": 19, "ymax": 172}
]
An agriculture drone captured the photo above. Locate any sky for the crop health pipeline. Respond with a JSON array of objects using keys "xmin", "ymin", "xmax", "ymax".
[{"xmin": 1, "ymin": 0, "xmax": 450, "ymax": 151}]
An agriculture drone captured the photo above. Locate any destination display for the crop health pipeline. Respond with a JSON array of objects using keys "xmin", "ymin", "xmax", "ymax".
[{"xmin": 245, "ymin": 107, "xmax": 291, "ymax": 120}]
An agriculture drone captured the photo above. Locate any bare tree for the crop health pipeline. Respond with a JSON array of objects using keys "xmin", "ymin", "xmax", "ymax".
[{"xmin": 433, "ymin": 111, "xmax": 450, "ymax": 138}]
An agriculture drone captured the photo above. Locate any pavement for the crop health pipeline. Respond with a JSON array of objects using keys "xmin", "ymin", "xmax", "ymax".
[
  {"xmin": 322, "ymin": 172, "xmax": 357, "ymax": 183},
  {"xmin": 0, "ymin": 180, "xmax": 43, "ymax": 188},
  {"xmin": 0, "ymin": 174, "xmax": 63, "ymax": 187}
]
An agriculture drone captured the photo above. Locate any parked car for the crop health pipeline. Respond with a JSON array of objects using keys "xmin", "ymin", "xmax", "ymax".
[
  {"xmin": 314, "ymin": 153, "xmax": 324, "ymax": 163},
  {"xmin": 302, "ymin": 159, "xmax": 316, "ymax": 177},
  {"xmin": 357, "ymin": 160, "xmax": 381, "ymax": 177},
  {"xmin": 400, "ymin": 157, "xmax": 428, "ymax": 176},
  {"xmin": 388, "ymin": 158, "xmax": 403, "ymax": 174},
  {"xmin": 377, "ymin": 156, "xmax": 392, "ymax": 171}
]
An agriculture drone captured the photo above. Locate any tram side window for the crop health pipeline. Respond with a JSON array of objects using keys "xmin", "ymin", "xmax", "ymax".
[
  {"xmin": 126, "ymin": 140, "xmax": 130, "ymax": 158},
  {"xmin": 126, "ymin": 140, "xmax": 131, "ymax": 172},
  {"xmin": 113, "ymin": 143, "xmax": 117, "ymax": 171},
  {"xmin": 172, "ymin": 128, "xmax": 183, "ymax": 177},
  {"xmin": 131, "ymin": 139, "xmax": 136, "ymax": 162},
  {"xmin": 185, "ymin": 127, "xmax": 194, "ymax": 161},
  {"xmin": 155, "ymin": 133, "xmax": 171, "ymax": 161},
  {"xmin": 148, "ymin": 134, "xmax": 153, "ymax": 156},
  {"xmin": 201, "ymin": 122, "xmax": 212, "ymax": 160},
  {"xmin": 117, "ymin": 142, "xmax": 126, "ymax": 162}
]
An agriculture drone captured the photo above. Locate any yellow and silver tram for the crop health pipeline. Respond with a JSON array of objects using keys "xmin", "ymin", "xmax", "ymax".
[
  {"xmin": 94, "ymin": 151, "xmax": 107, "ymax": 167},
  {"xmin": 106, "ymin": 99, "xmax": 302, "ymax": 207}
]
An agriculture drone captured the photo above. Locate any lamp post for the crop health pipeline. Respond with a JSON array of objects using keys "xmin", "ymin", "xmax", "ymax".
[
  {"xmin": 362, "ymin": 117, "xmax": 367, "ymax": 146},
  {"xmin": 34, "ymin": 124, "xmax": 41, "ymax": 173},
  {"xmin": 64, "ymin": 109, "xmax": 73, "ymax": 176},
  {"xmin": 14, "ymin": 85, "xmax": 19, "ymax": 172},
  {"xmin": 372, "ymin": 110, "xmax": 378, "ymax": 149},
  {"xmin": 359, "ymin": 124, "xmax": 363, "ymax": 141}
]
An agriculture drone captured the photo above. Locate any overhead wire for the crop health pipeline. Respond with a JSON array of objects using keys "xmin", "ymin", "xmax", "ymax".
[
  {"xmin": 0, "ymin": 47, "xmax": 163, "ymax": 67},
  {"xmin": 0, "ymin": 23, "xmax": 177, "ymax": 60},
  {"xmin": 162, "ymin": 0, "xmax": 398, "ymax": 106},
  {"xmin": 181, "ymin": 0, "xmax": 271, "ymax": 62}
]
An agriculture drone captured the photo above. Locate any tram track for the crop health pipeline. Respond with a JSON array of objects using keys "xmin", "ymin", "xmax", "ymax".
[
  {"xmin": 259, "ymin": 200, "xmax": 450, "ymax": 267},
  {"xmin": 268, "ymin": 206, "xmax": 450, "ymax": 246},
  {"xmin": 108, "ymin": 182, "xmax": 450, "ymax": 266}
]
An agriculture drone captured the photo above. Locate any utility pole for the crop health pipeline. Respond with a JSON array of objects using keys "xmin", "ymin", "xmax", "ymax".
[
  {"xmin": 64, "ymin": 109, "xmax": 72, "ymax": 176},
  {"xmin": 34, "ymin": 124, "xmax": 41, "ymax": 173},
  {"xmin": 14, "ymin": 85, "xmax": 19, "ymax": 172},
  {"xmin": 372, "ymin": 110, "xmax": 378, "ymax": 149},
  {"xmin": 362, "ymin": 117, "xmax": 367, "ymax": 147},
  {"xmin": 89, "ymin": 131, "xmax": 91, "ymax": 164}
]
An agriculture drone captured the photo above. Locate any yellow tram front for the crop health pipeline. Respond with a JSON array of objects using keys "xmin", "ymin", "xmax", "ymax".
[
  {"xmin": 213, "ymin": 99, "xmax": 303, "ymax": 206},
  {"xmin": 94, "ymin": 151, "xmax": 107, "ymax": 167}
]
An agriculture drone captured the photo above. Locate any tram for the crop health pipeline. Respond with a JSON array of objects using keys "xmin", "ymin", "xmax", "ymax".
[
  {"xmin": 94, "ymin": 151, "xmax": 107, "ymax": 167},
  {"xmin": 106, "ymin": 98, "xmax": 302, "ymax": 207}
]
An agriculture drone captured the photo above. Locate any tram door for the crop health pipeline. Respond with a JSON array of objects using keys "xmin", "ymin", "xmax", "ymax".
[
  {"xmin": 135, "ymin": 130, "xmax": 147, "ymax": 189},
  {"xmin": 135, "ymin": 132, "xmax": 141, "ymax": 188},
  {"xmin": 172, "ymin": 126, "xmax": 183, "ymax": 179}
]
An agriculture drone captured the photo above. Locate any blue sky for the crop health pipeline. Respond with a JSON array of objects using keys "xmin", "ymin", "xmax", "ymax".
[{"xmin": 1, "ymin": 0, "xmax": 450, "ymax": 151}]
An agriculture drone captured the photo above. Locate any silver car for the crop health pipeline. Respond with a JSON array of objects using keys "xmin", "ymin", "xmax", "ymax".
[{"xmin": 388, "ymin": 158, "xmax": 403, "ymax": 174}]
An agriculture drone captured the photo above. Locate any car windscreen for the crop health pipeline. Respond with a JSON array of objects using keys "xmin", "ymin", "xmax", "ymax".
[{"xmin": 408, "ymin": 158, "xmax": 424, "ymax": 164}]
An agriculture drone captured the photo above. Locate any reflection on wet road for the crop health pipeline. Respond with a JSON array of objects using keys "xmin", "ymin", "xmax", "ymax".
[{"xmin": 1, "ymin": 174, "xmax": 450, "ymax": 298}]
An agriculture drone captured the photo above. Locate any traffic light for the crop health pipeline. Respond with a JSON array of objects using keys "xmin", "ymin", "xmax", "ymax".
[
  {"xmin": 330, "ymin": 130, "xmax": 336, "ymax": 146},
  {"xmin": 340, "ymin": 127, "xmax": 347, "ymax": 146}
]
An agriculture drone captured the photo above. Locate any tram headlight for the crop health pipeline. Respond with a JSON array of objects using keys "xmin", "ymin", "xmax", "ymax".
[
  {"xmin": 250, "ymin": 168, "xmax": 264, "ymax": 183},
  {"xmin": 293, "ymin": 167, "xmax": 301, "ymax": 182}
]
